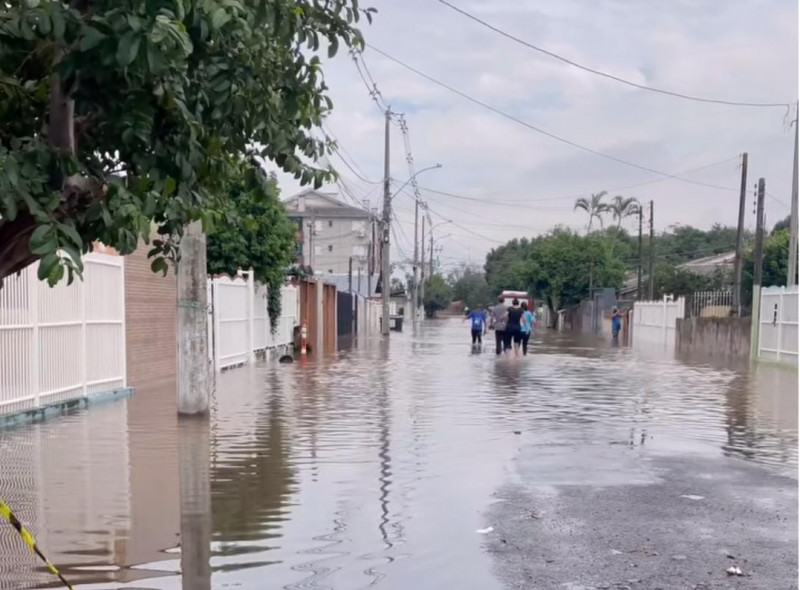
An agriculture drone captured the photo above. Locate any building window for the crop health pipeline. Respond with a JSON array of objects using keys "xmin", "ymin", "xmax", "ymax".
[
  {"xmin": 328, "ymin": 245, "xmax": 333, "ymax": 252},
  {"xmin": 328, "ymin": 220, "xmax": 333, "ymax": 228}
]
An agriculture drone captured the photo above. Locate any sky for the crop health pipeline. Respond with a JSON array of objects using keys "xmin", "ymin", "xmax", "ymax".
[{"xmin": 267, "ymin": 0, "xmax": 799, "ymax": 275}]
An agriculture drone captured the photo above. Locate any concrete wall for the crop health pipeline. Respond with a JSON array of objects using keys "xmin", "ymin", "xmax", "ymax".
[
  {"xmin": 676, "ymin": 317, "xmax": 751, "ymax": 361},
  {"xmin": 125, "ymin": 243, "xmax": 177, "ymax": 390}
]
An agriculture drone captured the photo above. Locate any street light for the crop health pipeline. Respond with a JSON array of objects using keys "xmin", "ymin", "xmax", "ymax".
[{"xmin": 391, "ymin": 163, "xmax": 443, "ymax": 201}]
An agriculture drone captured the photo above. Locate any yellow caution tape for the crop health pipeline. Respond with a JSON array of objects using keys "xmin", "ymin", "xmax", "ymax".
[{"xmin": 0, "ymin": 497, "xmax": 74, "ymax": 589}]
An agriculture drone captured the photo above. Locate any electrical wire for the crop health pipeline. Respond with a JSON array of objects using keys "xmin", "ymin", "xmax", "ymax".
[
  {"xmin": 322, "ymin": 124, "xmax": 382, "ymax": 185},
  {"xmin": 436, "ymin": 0, "xmax": 791, "ymax": 109},
  {"xmin": 366, "ymin": 43, "xmax": 740, "ymax": 191}
]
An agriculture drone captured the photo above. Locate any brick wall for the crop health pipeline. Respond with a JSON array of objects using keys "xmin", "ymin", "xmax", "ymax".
[{"xmin": 125, "ymin": 244, "xmax": 177, "ymax": 390}]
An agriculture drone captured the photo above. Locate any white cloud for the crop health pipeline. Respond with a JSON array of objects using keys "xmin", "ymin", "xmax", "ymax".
[{"xmin": 268, "ymin": 0, "xmax": 798, "ymax": 269}]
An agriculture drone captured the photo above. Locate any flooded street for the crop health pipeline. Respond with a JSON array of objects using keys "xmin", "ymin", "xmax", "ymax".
[{"xmin": 0, "ymin": 319, "xmax": 796, "ymax": 589}]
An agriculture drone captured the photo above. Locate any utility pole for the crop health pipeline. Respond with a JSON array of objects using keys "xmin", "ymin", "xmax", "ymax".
[
  {"xmin": 420, "ymin": 214, "xmax": 426, "ymax": 310},
  {"xmin": 648, "ymin": 200, "xmax": 654, "ymax": 300},
  {"xmin": 348, "ymin": 256, "xmax": 353, "ymax": 293},
  {"xmin": 412, "ymin": 192, "xmax": 420, "ymax": 322},
  {"xmin": 637, "ymin": 204, "xmax": 643, "ymax": 300},
  {"xmin": 429, "ymin": 232, "xmax": 434, "ymax": 277},
  {"xmin": 733, "ymin": 152, "xmax": 749, "ymax": 315},
  {"xmin": 788, "ymin": 104, "xmax": 798, "ymax": 286},
  {"xmin": 381, "ymin": 108, "xmax": 392, "ymax": 336},
  {"xmin": 176, "ymin": 221, "xmax": 210, "ymax": 415},
  {"xmin": 750, "ymin": 178, "xmax": 766, "ymax": 359}
]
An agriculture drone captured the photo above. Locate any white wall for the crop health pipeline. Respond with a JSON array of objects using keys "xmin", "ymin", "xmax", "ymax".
[
  {"xmin": 632, "ymin": 296, "xmax": 685, "ymax": 349},
  {"xmin": 207, "ymin": 274, "xmax": 299, "ymax": 371},
  {"xmin": 0, "ymin": 252, "xmax": 126, "ymax": 415},
  {"xmin": 758, "ymin": 285, "xmax": 798, "ymax": 365}
]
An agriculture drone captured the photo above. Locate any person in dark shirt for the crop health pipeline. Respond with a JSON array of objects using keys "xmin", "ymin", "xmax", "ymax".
[{"xmin": 504, "ymin": 298, "xmax": 523, "ymax": 357}]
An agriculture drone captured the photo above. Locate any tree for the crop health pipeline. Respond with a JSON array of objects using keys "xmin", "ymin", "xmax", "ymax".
[
  {"xmin": 423, "ymin": 274, "xmax": 452, "ymax": 318},
  {"xmin": 742, "ymin": 228, "xmax": 794, "ymax": 305},
  {"xmin": 610, "ymin": 196, "xmax": 639, "ymax": 231},
  {"xmin": 574, "ymin": 191, "xmax": 609, "ymax": 233},
  {"xmin": 449, "ymin": 264, "xmax": 492, "ymax": 309},
  {"xmin": 207, "ymin": 161, "xmax": 295, "ymax": 331},
  {"xmin": 0, "ymin": 0, "xmax": 372, "ymax": 287},
  {"xmin": 650, "ymin": 262, "xmax": 730, "ymax": 300},
  {"xmin": 773, "ymin": 215, "xmax": 791, "ymax": 233}
]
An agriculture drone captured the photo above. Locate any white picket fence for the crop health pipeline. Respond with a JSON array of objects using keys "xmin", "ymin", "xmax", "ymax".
[
  {"xmin": 757, "ymin": 285, "xmax": 798, "ymax": 365},
  {"xmin": 632, "ymin": 295, "xmax": 685, "ymax": 348},
  {"xmin": 0, "ymin": 253, "xmax": 126, "ymax": 414},
  {"xmin": 207, "ymin": 273, "xmax": 298, "ymax": 371}
]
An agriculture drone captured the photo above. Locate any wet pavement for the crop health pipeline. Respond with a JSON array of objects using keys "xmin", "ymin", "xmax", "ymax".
[{"xmin": 0, "ymin": 319, "xmax": 796, "ymax": 589}]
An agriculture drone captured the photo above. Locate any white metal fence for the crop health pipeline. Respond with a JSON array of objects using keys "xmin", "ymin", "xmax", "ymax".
[
  {"xmin": 757, "ymin": 285, "xmax": 798, "ymax": 365},
  {"xmin": 0, "ymin": 253, "xmax": 126, "ymax": 415},
  {"xmin": 690, "ymin": 289, "xmax": 733, "ymax": 317},
  {"xmin": 207, "ymin": 273, "xmax": 298, "ymax": 371},
  {"xmin": 632, "ymin": 295, "xmax": 685, "ymax": 348}
]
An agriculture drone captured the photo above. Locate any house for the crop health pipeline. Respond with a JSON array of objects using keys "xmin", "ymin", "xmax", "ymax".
[
  {"xmin": 283, "ymin": 189, "xmax": 381, "ymax": 277},
  {"xmin": 677, "ymin": 251, "xmax": 735, "ymax": 276}
]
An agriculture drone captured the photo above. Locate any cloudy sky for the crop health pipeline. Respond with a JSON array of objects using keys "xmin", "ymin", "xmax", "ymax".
[{"xmin": 269, "ymin": 0, "xmax": 798, "ymax": 274}]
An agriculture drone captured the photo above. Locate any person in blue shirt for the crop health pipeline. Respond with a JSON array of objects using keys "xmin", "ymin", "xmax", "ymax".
[
  {"xmin": 611, "ymin": 307, "xmax": 622, "ymax": 339},
  {"xmin": 520, "ymin": 301, "xmax": 535, "ymax": 355},
  {"xmin": 465, "ymin": 307, "xmax": 488, "ymax": 350}
]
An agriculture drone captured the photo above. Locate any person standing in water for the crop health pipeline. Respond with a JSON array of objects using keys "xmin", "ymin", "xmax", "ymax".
[
  {"xmin": 490, "ymin": 296, "xmax": 508, "ymax": 355},
  {"xmin": 520, "ymin": 301, "xmax": 534, "ymax": 355},
  {"xmin": 464, "ymin": 306, "xmax": 487, "ymax": 350},
  {"xmin": 611, "ymin": 307, "xmax": 622, "ymax": 340},
  {"xmin": 504, "ymin": 298, "xmax": 524, "ymax": 357}
]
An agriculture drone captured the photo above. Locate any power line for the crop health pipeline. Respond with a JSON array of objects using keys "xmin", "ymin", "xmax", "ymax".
[
  {"xmin": 323, "ymin": 125, "xmax": 382, "ymax": 185},
  {"xmin": 436, "ymin": 0, "xmax": 791, "ymax": 109},
  {"xmin": 366, "ymin": 43, "xmax": 739, "ymax": 192}
]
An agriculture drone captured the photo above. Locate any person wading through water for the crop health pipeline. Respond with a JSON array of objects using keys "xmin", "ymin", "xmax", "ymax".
[
  {"xmin": 489, "ymin": 296, "xmax": 508, "ymax": 355},
  {"xmin": 520, "ymin": 301, "xmax": 534, "ymax": 356},
  {"xmin": 505, "ymin": 298, "xmax": 523, "ymax": 357}
]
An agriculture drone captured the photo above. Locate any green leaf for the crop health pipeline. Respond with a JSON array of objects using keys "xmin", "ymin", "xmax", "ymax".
[
  {"xmin": 211, "ymin": 7, "xmax": 229, "ymax": 30},
  {"xmin": 29, "ymin": 225, "xmax": 57, "ymax": 256},
  {"xmin": 51, "ymin": 8, "xmax": 65, "ymax": 40},
  {"xmin": 163, "ymin": 177, "xmax": 176, "ymax": 196},
  {"xmin": 37, "ymin": 253, "xmax": 59, "ymax": 282},
  {"xmin": 57, "ymin": 223, "xmax": 83, "ymax": 248},
  {"xmin": 116, "ymin": 31, "xmax": 141, "ymax": 66},
  {"xmin": 150, "ymin": 257, "xmax": 168, "ymax": 276},
  {"xmin": 327, "ymin": 35, "xmax": 339, "ymax": 58},
  {"xmin": 79, "ymin": 27, "xmax": 106, "ymax": 51}
]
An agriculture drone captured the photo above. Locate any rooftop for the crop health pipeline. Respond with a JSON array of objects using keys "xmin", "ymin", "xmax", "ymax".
[{"xmin": 283, "ymin": 189, "xmax": 377, "ymax": 220}]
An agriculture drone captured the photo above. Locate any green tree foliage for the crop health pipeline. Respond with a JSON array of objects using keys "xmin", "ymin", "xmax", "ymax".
[
  {"xmin": 206, "ymin": 161, "xmax": 294, "ymax": 331},
  {"xmin": 449, "ymin": 264, "xmax": 492, "ymax": 309},
  {"xmin": 742, "ymin": 228, "xmax": 794, "ymax": 305},
  {"xmin": 773, "ymin": 215, "xmax": 791, "ymax": 233},
  {"xmin": 423, "ymin": 273, "xmax": 452, "ymax": 318},
  {"xmin": 650, "ymin": 263, "xmax": 731, "ymax": 300},
  {"xmin": 0, "ymin": 0, "xmax": 371, "ymax": 286},
  {"xmin": 652, "ymin": 223, "xmax": 742, "ymax": 265},
  {"xmin": 573, "ymin": 191, "xmax": 609, "ymax": 232},
  {"xmin": 485, "ymin": 228, "xmax": 626, "ymax": 320}
]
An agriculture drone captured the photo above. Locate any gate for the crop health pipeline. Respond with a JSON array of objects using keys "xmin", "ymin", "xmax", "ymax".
[{"xmin": 337, "ymin": 291, "xmax": 355, "ymax": 349}]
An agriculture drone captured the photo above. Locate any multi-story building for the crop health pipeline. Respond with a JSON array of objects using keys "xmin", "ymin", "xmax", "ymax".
[{"xmin": 284, "ymin": 189, "xmax": 381, "ymax": 278}]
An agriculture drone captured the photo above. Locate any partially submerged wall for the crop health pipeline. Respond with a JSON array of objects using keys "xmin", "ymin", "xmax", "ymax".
[{"xmin": 676, "ymin": 317, "xmax": 751, "ymax": 361}]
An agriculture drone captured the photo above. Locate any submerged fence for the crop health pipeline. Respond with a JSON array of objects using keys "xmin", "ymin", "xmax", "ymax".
[
  {"xmin": 207, "ymin": 274, "xmax": 299, "ymax": 372},
  {"xmin": 632, "ymin": 295, "xmax": 685, "ymax": 348},
  {"xmin": 757, "ymin": 285, "xmax": 798, "ymax": 365}
]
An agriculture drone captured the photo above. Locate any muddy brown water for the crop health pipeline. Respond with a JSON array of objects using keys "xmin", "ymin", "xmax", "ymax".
[{"xmin": 0, "ymin": 320, "xmax": 796, "ymax": 589}]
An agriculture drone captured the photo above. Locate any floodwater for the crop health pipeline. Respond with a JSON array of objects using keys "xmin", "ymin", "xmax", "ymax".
[{"xmin": 0, "ymin": 320, "xmax": 796, "ymax": 589}]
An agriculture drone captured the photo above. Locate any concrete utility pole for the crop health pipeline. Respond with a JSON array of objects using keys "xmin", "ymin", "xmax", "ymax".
[
  {"xmin": 419, "ymin": 213, "xmax": 426, "ymax": 309},
  {"xmin": 176, "ymin": 221, "xmax": 210, "ymax": 415},
  {"xmin": 348, "ymin": 256, "xmax": 353, "ymax": 293},
  {"xmin": 788, "ymin": 105, "xmax": 798, "ymax": 286},
  {"xmin": 648, "ymin": 200, "xmax": 654, "ymax": 300},
  {"xmin": 381, "ymin": 108, "xmax": 392, "ymax": 336},
  {"xmin": 733, "ymin": 152, "xmax": 749, "ymax": 316},
  {"xmin": 412, "ymin": 190, "xmax": 420, "ymax": 322},
  {"xmin": 637, "ymin": 204, "xmax": 643, "ymax": 300},
  {"xmin": 750, "ymin": 178, "xmax": 766, "ymax": 359}
]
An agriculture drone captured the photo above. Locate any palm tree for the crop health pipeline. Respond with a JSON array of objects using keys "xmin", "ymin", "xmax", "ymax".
[
  {"xmin": 574, "ymin": 191, "xmax": 609, "ymax": 233},
  {"xmin": 610, "ymin": 196, "xmax": 640, "ymax": 231}
]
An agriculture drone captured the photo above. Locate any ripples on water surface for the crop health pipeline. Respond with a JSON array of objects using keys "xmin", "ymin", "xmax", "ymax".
[{"xmin": 0, "ymin": 319, "xmax": 796, "ymax": 589}]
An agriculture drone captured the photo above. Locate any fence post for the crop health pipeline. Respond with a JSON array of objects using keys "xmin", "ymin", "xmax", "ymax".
[
  {"xmin": 212, "ymin": 280, "xmax": 222, "ymax": 372},
  {"xmin": 81, "ymin": 262, "xmax": 88, "ymax": 397},
  {"xmin": 30, "ymin": 266, "xmax": 40, "ymax": 408},
  {"xmin": 247, "ymin": 269, "xmax": 255, "ymax": 364},
  {"xmin": 662, "ymin": 295, "xmax": 668, "ymax": 346}
]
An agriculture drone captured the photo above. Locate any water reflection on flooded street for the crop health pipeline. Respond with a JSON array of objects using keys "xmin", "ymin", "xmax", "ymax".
[{"xmin": 0, "ymin": 319, "xmax": 796, "ymax": 589}]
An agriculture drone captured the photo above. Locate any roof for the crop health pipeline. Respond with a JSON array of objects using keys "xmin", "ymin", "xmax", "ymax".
[
  {"xmin": 283, "ymin": 189, "xmax": 376, "ymax": 220},
  {"xmin": 677, "ymin": 251, "xmax": 735, "ymax": 276},
  {"xmin": 324, "ymin": 273, "xmax": 380, "ymax": 298}
]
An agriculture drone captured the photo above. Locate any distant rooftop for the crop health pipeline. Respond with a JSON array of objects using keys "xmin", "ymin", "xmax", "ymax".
[{"xmin": 283, "ymin": 189, "xmax": 377, "ymax": 219}]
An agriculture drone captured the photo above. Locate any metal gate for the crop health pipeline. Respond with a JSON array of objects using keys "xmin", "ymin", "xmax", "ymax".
[{"xmin": 337, "ymin": 292, "xmax": 355, "ymax": 349}]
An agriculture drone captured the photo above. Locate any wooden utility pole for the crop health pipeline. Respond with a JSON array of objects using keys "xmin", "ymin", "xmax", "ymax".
[
  {"xmin": 648, "ymin": 200, "xmax": 654, "ymax": 300},
  {"xmin": 637, "ymin": 204, "xmax": 643, "ymax": 300},
  {"xmin": 348, "ymin": 256, "xmax": 353, "ymax": 293},
  {"xmin": 750, "ymin": 178, "xmax": 766, "ymax": 359},
  {"xmin": 788, "ymin": 106, "xmax": 798, "ymax": 286},
  {"xmin": 733, "ymin": 152, "xmax": 749, "ymax": 316},
  {"xmin": 176, "ymin": 221, "xmax": 210, "ymax": 415},
  {"xmin": 412, "ymin": 189, "xmax": 420, "ymax": 322},
  {"xmin": 381, "ymin": 108, "xmax": 392, "ymax": 336}
]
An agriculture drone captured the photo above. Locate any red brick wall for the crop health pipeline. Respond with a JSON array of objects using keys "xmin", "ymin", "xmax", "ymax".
[{"xmin": 125, "ymin": 244, "xmax": 177, "ymax": 390}]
